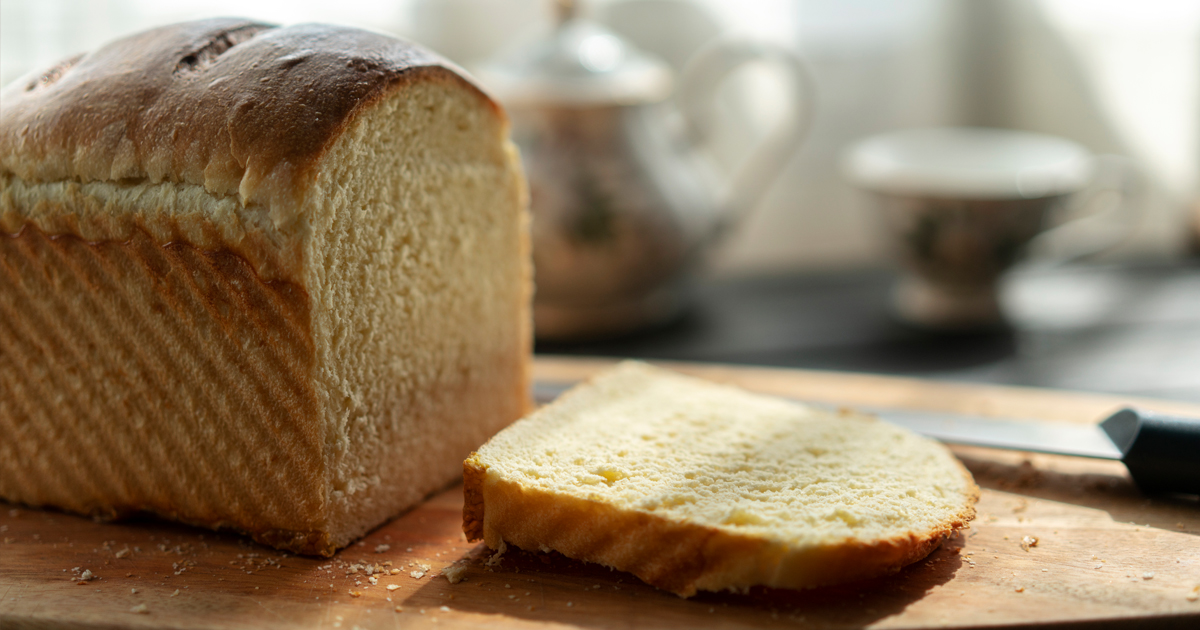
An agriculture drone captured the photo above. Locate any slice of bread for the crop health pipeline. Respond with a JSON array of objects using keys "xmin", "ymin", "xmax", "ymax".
[
  {"xmin": 0, "ymin": 19, "xmax": 531, "ymax": 555},
  {"xmin": 464, "ymin": 362, "xmax": 978, "ymax": 597}
]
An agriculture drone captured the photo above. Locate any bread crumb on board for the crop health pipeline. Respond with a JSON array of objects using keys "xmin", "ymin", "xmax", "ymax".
[
  {"xmin": 1020, "ymin": 536, "xmax": 1038, "ymax": 551},
  {"xmin": 442, "ymin": 563, "xmax": 468, "ymax": 584},
  {"xmin": 130, "ymin": 604, "xmax": 149, "ymax": 614}
]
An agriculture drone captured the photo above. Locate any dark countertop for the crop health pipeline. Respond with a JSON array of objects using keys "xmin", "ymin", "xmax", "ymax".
[{"xmin": 537, "ymin": 260, "xmax": 1200, "ymax": 403}]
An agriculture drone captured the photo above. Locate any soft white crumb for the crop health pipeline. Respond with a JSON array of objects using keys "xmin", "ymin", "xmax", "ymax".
[
  {"xmin": 387, "ymin": 584, "xmax": 400, "ymax": 591},
  {"xmin": 130, "ymin": 604, "xmax": 149, "ymax": 614},
  {"xmin": 1143, "ymin": 572, "xmax": 1155, "ymax": 580}
]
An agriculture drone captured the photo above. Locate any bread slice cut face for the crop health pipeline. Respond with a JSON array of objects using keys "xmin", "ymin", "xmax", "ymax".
[{"xmin": 464, "ymin": 362, "xmax": 978, "ymax": 597}]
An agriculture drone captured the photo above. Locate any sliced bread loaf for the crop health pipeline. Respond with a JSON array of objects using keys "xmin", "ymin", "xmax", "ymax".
[
  {"xmin": 1, "ymin": 19, "xmax": 530, "ymax": 555},
  {"xmin": 464, "ymin": 361, "xmax": 978, "ymax": 596}
]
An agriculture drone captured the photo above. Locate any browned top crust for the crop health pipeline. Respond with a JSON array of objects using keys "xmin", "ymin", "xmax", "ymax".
[{"xmin": 0, "ymin": 18, "xmax": 497, "ymax": 215}]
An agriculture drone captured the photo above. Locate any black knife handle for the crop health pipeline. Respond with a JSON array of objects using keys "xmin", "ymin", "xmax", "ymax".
[{"xmin": 1100, "ymin": 408, "xmax": 1200, "ymax": 496}]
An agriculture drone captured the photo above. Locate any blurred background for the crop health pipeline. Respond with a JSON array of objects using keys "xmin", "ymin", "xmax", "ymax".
[{"xmin": 5, "ymin": 0, "xmax": 1200, "ymax": 401}]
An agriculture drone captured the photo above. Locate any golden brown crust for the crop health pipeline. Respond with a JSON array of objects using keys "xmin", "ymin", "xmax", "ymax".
[
  {"xmin": 462, "ymin": 457, "xmax": 488, "ymax": 542},
  {"xmin": 0, "ymin": 225, "xmax": 328, "ymax": 551},
  {"xmin": 0, "ymin": 18, "xmax": 499, "ymax": 220},
  {"xmin": 471, "ymin": 471, "xmax": 977, "ymax": 597}
]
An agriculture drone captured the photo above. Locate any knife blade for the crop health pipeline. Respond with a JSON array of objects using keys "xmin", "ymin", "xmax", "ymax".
[{"xmin": 532, "ymin": 380, "xmax": 1200, "ymax": 496}]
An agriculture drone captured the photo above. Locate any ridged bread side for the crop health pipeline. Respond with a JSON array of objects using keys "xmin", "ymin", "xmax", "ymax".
[
  {"xmin": 464, "ymin": 463, "xmax": 970, "ymax": 597},
  {"xmin": 0, "ymin": 225, "xmax": 332, "ymax": 554}
]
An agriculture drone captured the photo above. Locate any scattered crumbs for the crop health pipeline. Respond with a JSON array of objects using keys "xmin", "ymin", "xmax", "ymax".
[
  {"xmin": 442, "ymin": 564, "xmax": 467, "ymax": 584},
  {"xmin": 1095, "ymin": 564, "xmax": 1104, "ymax": 570},
  {"xmin": 395, "ymin": 606, "xmax": 404, "ymax": 612},
  {"xmin": 440, "ymin": 606, "xmax": 450, "ymax": 612},
  {"xmin": 1020, "ymin": 536, "xmax": 1038, "ymax": 551},
  {"xmin": 130, "ymin": 604, "xmax": 149, "ymax": 614},
  {"xmin": 410, "ymin": 569, "xmax": 427, "ymax": 580},
  {"xmin": 406, "ymin": 547, "xmax": 413, "ymax": 552},
  {"xmin": 375, "ymin": 544, "xmax": 391, "ymax": 554},
  {"xmin": 1143, "ymin": 572, "xmax": 1155, "ymax": 580},
  {"xmin": 1015, "ymin": 586, "xmax": 1025, "ymax": 593},
  {"xmin": 169, "ymin": 589, "xmax": 180, "ymax": 597},
  {"xmin": 349, "ymin": 590, "xmax": 363, "ymax": 598},
  {"xmin": 131, "ymin": 588, "xmax": 138, "ymax": 594},
  {"xmin": 391, "ymin": 569, "xmax": 402, "ymax": 575},
  {"xmin": 387, "ymin": 584, "xmax": 401, "ymax": 591},
  {"xmin": 1042, "ymin": 569, "xmax": 1048, "ymax": 573},
  {"xmin": 368, "ymin": 576, "xmax": 378, "ymax": 585},
  {"xmin": 114, "ymin": 548, "xmax": 131, "ymax": 559}
]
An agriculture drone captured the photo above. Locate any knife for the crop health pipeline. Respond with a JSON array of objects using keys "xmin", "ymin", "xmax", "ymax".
[{"xmin": 532, "ymin": 380, "xmax": 1200, "ymax": 496}]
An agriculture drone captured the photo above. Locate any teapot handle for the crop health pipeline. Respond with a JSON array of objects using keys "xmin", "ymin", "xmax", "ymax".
[{"xmin": 677, "ymin": 38, "xmax": 815, "ymax": 242}]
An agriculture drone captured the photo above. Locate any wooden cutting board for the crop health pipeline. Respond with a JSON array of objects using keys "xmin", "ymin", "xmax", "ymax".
[{"xmin": 3, "ymin": 356, "xmax": 1199, "ymax": 629}]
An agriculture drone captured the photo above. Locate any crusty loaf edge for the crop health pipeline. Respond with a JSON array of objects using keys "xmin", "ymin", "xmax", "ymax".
[
  {"xmin": 462, "ymin": 445, "xmax": 979, "ymax": 598},
  {"xmin": 78, "ymin": 503, "xmax": 338, "ymax": 557},
  {"xmin": 0, "ymin": 18, "xmax": 506, "ymax": 285}
]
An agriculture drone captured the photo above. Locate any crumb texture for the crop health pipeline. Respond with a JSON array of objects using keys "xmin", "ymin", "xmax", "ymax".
[{"xmin": 466, "ymin": 361, "xmax": 977, "ymax": 595}]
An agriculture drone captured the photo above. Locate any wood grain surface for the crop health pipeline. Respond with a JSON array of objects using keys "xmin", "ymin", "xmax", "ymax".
[{"xmin": 2, "ymin": 356, "xmax": 1199, "ymax": 629}]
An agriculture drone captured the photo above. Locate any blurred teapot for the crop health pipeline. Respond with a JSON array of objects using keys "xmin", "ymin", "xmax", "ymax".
[{"xmin": 476, "ymin": 1, "xmax": 812, "ymax": 340}]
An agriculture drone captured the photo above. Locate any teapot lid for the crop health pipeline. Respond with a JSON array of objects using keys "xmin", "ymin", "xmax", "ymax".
[{"xmin": 475, "ymin": 1, "xmax": 673, "ymax": 106}]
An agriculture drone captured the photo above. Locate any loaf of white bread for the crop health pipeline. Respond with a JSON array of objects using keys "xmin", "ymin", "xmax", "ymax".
[
  {"xmin": 0, "ymin": 18, "xmax": 531, "ymax": 555},
  {"xmin": 465, "ymin": 362, "xmax": 978, "ymax": 596}
]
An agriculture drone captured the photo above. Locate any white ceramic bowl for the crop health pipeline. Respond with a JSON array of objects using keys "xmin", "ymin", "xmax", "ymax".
[{"xmin": 843, "ymin": 127, "xmax": 1093, "ymax": 200}]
